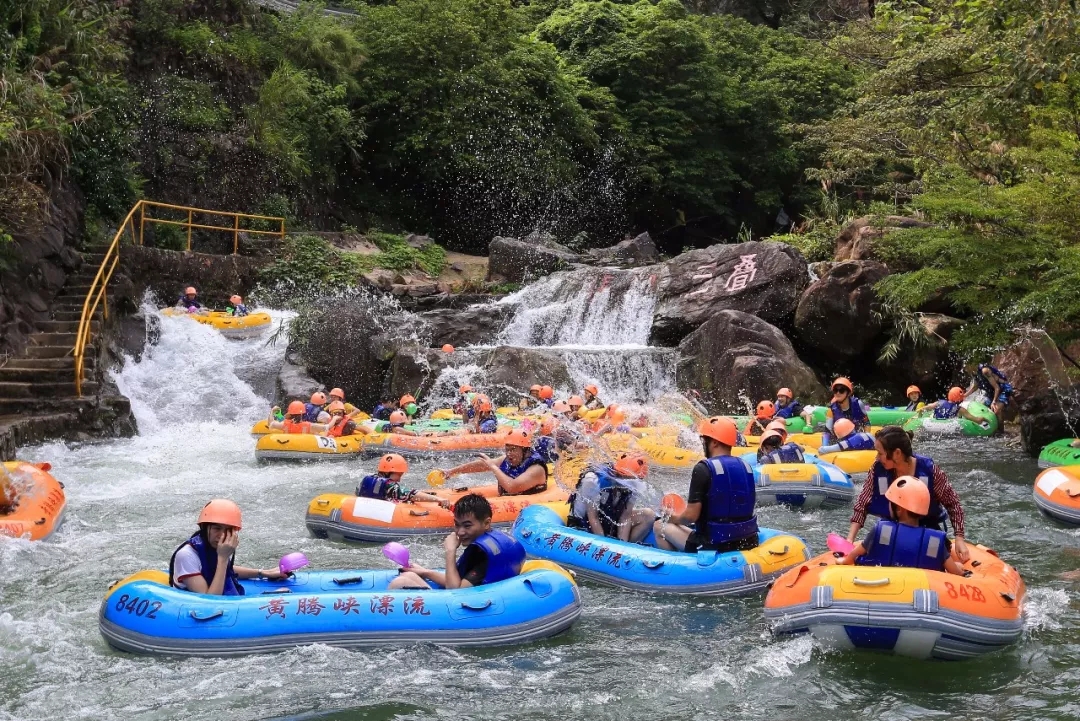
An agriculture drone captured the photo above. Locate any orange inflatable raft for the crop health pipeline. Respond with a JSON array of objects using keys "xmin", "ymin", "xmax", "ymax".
[
  {"xmin": 1033, "ymin": 466, "xmax": 1080, "ymax": 525},
  {"xmin": 306, "ymin": 479, "xmax": 570, "ymax": 543},
  {"xmin": 0, "ymin": 461, "xmax": 66, "ymax": 541},
  {"xmin": 764, "ymin": 545, "xmax": 1025, "ymax": 660},
  {"xmin": 360, "ymin": 431, "xmax": 511, "ymax": 457}
]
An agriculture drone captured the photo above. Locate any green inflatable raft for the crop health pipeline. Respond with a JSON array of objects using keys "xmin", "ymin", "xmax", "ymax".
[
  {"xmin": 902, "ymin": 402, "xmax": 997, "ymax": 437},
  {"xmin": 1038, "ymin": 439, "xmax": 1080, "ymax": 469},
  {"xmin": 809, "ymin": 406, "xmax": 917, "ymax": 428}
]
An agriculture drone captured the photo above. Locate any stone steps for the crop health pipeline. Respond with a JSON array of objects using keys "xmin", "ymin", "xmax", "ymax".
[
  {"xmin": 0, "ymin": 397, "xmax": 97, "ymax": 417},
  {"xmin": 38, "ymin": 319, "xmax": 99, "ymax": 334},
  {"xmin": 0, "ymin": 380, "xmax": 98, "ymax": 399},
  {"xmin": 2, "ymin": 356, "xmax": 94, "ymax": 371},
  {"xmin": 0, "ymin": 366, "xmax": 80, "ymax": 383}
]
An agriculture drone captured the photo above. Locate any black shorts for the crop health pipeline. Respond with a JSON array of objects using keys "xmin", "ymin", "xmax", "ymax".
[{"xmin": 684, "ymin": 532, "xmax": 760, "ymax": 554}]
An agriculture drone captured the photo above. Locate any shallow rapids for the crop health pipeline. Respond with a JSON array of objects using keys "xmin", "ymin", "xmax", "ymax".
[{"xmin": 2, "ymin": 312, "xmax": 1079, "ymax": 721}]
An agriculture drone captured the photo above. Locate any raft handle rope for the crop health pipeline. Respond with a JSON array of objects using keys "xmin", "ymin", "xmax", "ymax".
[
  {"xmin": 851, "ymin": 577, "xmax": 890, "ymax": 587},
  {"xmin": 642, "ymin": 560, "xmax": 665, "ymax": 570},
  {"xmin": 261, "ymin": 589, "xmax": 293, "ymax": 595},
  {"xmin": 767, "ymin": 546, "xmax": 790, "ymax": 556},
  {"xmin": 1000, "ymin": 592, "xmax": 1016, "ymax": 602},
  {"xmin": 189, "ymin": 610, "xmax": 225, "ymax": 622},
  {"xmin": 460, "ymin": 600, "xmax": 493, "ymax": 611},
  {"xmin": 409, "ymin": 510, "xmax": 430, "ymax": 517},
  {"xmin": 332, "ymin": 576, "xmax": 365, "ymax": 585},
  {"xmin": 34, "ymin": 518, "xmax": 45, "ymax": 525}
]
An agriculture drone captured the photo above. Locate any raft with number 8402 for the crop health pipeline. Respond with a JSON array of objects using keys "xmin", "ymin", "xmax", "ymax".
[{"xmin": 98, "ymin": 562, "xmax": 581, "ymax": 657}]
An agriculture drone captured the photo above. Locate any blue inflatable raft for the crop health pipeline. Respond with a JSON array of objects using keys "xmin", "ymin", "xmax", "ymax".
[
  {"xmin": 512, "ymin": 506, "xmax": 809, "ymax": 596},
  {"xmin": 749, "ymin": 457, "xmax": 855, "ymax": 509},
  {"xmin": 99, "ymin": 562, "xmax": 580, "ymax": 656}
]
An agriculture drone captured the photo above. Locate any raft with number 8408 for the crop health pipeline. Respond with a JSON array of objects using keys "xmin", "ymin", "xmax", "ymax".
[{"xmin": 98, "ymin": 562, "xmax": 581, "ymax": 657}]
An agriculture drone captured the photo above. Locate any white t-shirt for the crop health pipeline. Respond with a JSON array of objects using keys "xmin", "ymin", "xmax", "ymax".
[{"xmin": 171, "ymin": 545, "xmax": 204, "ymax": 589}]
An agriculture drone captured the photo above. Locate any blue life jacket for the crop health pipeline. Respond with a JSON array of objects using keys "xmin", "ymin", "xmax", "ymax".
[
  {"xmin": 976, "ymin": 364, "xmax": 1012, "ymax": 395},
  {"xmin": 933, "ymin": 401, "xmax": 960, "ymax": 420},
  {"xmin": 535, "ymin": 436, "xmax": 556, "ymax": 463},
  {"xmin": 701, "ymin": 456, "xmax": 758, "ymax": 546},
  {"xmin": 498, "ymin": 451, "xmax": 548, "ymax": 495},
  {"xmin": 857, "ymin": 521, "xmax": 948, "ymax": 572},
  {"xmin": 456, "ymin": 530, "xmax": 526, "ymax": 585},
  {"xmin": 478, "ymin": 416, "xmax": 498, "ymax": 434},
  {"xmin": 372, "ymin": 404, "xmax": 393, "ymax": 421},
  {"xmin": 774, "ymin": 399, "xmax": 803, "ymax": 419},
  {"xmin": 169, "ymin": 532, "xmax": 244, "ymax": 596},
  {"xmin": 231, "ymin": 303, "xmax": 249, "ymax": 317},
  {"xmin": 303, "ymin": 402, "xmax": 323, "ymax": 423},
  {"xmin": 838, "ymin": 432, "xmax": 876, "ymax": 451},
  {"xmin": 759, "ymin": 442, "xmax": 805, "ymax": 464},
  {"xmin": 830, "ymin": 397, "xmax": 870, "ymax": 429},
  {"xmin": 735, "ymin": 431, "xmax": 748, "ymax": 448},
  {"xmin": 866, "ymin": 455, "xmax": 945, "ymax": 529},
  {"xmin": 357, "ymin": 474, "xmax": 392, "ymax": 500},
  {"xmin": 178, "ymin": 296, "xmax": 201, "ymax": 310},
  {"xmin": 543, "ymin": 399, "xmax": 554, "ymax": 408}
]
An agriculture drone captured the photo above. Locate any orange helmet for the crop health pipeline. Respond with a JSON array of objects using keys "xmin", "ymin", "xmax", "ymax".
[
  {"xmin": 442, "ymin": 344, "xmax": 455, "ymax": 353},
  {"xmin": 198, "ymin": 499, "xmax": 242, "ymax": 529},
  {"xmin": 329, "ymin": 387, "xmax": 345, "ymax": 400},
  {"xmin": 552, "ymin": 400, "xmax": 571, "ymax": 413},
  {"xmin": 776, "ymin": 387, "xmax": 793, "ymax": 400},
  {"xmin": 185, "ymin": 286, "xmax": 197, "ymax": 295},
  {"xmin": 377, "ymin": 453, "xmax": 409, "ymax": 474},
  {"xmin": 286, "ymin": 400, "xmax": 306, "ymax": 416},
  {"xmin": 459, "ymin": 384, "xmax": 473, "ymax": 393},
  {"xmin": 606, "ymin": 404, "xmax": 626, "ymax": 425},
  {"xmin": 539, "ymin": 385, "xmax": 554, "ymax": 400},
  {"xmin": 230, "ymin": 294, "xmax": 242, "ymax": 304},
  {"xmin": 389, "ymin": 410, "xmax": 407, "ymax": 425},
  {"xmin": 755, "ymin": 400, "xmax": 776, "ymax": 419},
  {"xmin": 885, "ymin": 475, "xmax": 931, "ymax": 515},
  {"xmin": 400, "ymin": 394, "xmax": 416, "ymax": 406},
  {"xmin": 833, "ymin": 418, "xmax": 856, "ymax": 439},
  {"xmin": 698, "ymin": 416, "xmax": 738, "ymax": 447},
  {"xmin": 539, "ymin": 416, "xmax": 556, "ymax": 435},
  {"xmin": 568, "ymin": 395, "xmax": 584, "ymax": 408},
  {"xmin": 310, "ymin": 392, "xmax": 327, "ymax": 406},
  {"xmin": 475, "ymin": 396, "xmax": 492, "ymax": 413},
  {"xmin": 759, "ymin": 429, "xmax": 785, "ymax": 447},
  {"xmin": 504, "ymin": 428, "xmax": 533, "ymax": 448},
  {"xmin": 327, "ymin": 400, "xmax": 346, "ymax": 414},
  {"xmin": 613, "ymin": 453, "xmax": 649, "ymax": 479},
  {"xmin": 584, "ymin": 384, "xmax": 599, "ymax": 397},
  {"xmin": 947, "ymin": 386, "xmax": 964, "ymax": 403},
  {"xmin": 831, "ymin": 377, "xmax": 854, "ymax": 394},
  {"xmin": 529, "ymin": 384, "xmax": 542, "ymax": 394},
  {"xmin": 766, "ymin": 420, "xmax": 788, "ymax": 438},
  {"xmin": 906, "ymin": 385, "xmax": 921, "ymax": 397}
]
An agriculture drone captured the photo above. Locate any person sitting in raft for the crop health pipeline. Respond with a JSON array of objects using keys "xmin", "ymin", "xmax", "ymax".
[
  {"xmin": 325, "ymin": 401, "xmax": 367, "ymax": 437},
  {"xmin": 169, "ymin": 499, "xmax": 287, "ymax": 596},
  {"xmin": 918, "ymin": 387, "xmax": 988, "ymax": 426},
  {"xmin": 399, "ymin": 394, "xmax": 418, "ymax": 418},
  {"xmin": 468, "ymin": 395, "xmax": 499, "ymax": 434},
  {"xmin": 825, "ymin": 377, "xmax": 871, "ymax": 433},
  {"xmin": 817, "ymin": 418, "xmax": 876, "ymax": 455},
  {"xmin": 176, "ymin": 286, "xmax": 203, "ymax": 312},
  {"xmin": 357, "ymin": 454, "xmax": 447, "ymax": 506},
  {"xmin": 904, "ymin": 385, "xmax": 926, "ymax": 412},
  {"xmin": 226, "ymin": 294, "xmax": 249, "ymax": 317},
  {"xmin": 964, "ymin": 362, "xmax": 1013, "ymax": 430},
  {"xmin": 841, "ymin": 476, "xmax": 966, "ymax": 575},
  {"xmin": 0, "ymin": 466, "xmax": 18, "ymax": 514},
  {"xmin": 582, "ymin": 384, "xmax": 604, "ymax": 411},
  {"xmin": 520, "ymin": 384, "xmax": 543, "ymax": 410},
  {"xmin": 568, "ymin": 453, "xmax": 655, "ymax": 543},
  {"xmin": 304, "ymin": 392, "xmax": 331, "ymax": 423},
  {"xmin": 538, "ymin": 385, "xmax": 554, "ymax": 408},
  {"xmin": 757, "ymin": 429, "xmax": 806, "ymax": 464},
  {"xmin": 386, "ymin": 410, "xmax": 419, "ymax": 436},
  {"xmin": 372, "ymin": 397, "xmax": 399, "ymax": 421},
  {"xmin": 439, "ymin": 429, "xmax": 549, "ymax": 496},
  {"xmin": 267, "ymin": 400, "xmax": 330, "ymax": 434},
  {"xmin": 567, "ymin": 395, "xmax": 585, "ymax": 417},
  {"xmin": 533, "ymin": 416, "xmax": 559, "ymax": 462},
  {"xmin": 388, "ymin": 493, "xmax": 526, "ymax": 590},
  {"xmin": 653, "ymin": 416, "xmax": 759, "ymax": 553},
  {"xmin": 847, "ymin": 425, "xmax": 970, "ymax": 562},
  {"xmin": 743, "ymin": 400, "xmax": 776, "ymax": 436},
  {"xmin": 452, "ymin": 385, "xmax": 474, "ymax": 418},
  {"xmin": 328, "ymin": 387, "xmax": 360, "ymax": 416},
  {"xmin": 774, "ymin": 388, "xmax": 804, "ymax": 420},
  {"xmin": 591, "ymin": 404, "xmax": 630, "ymax": 436}
]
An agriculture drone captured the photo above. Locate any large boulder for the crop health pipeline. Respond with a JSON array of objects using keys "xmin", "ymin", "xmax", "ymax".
[
  {"xmin": 676, "ymin": 310, "xmax": 827, "ymax": 412},
  {"xmin": 650, "ymin": 241, "xmax": 809, "ymax": 346},
  {"xmin": 487, "ymin": 234, "xmax": 580, "ymax": 284},
  {"xmin": 794, "ymin": 260, "xmax": 889, "ymax": 359},
  {"xmin": 834, "ymin": 215, "xmax": 931, "ymax": 262},
  {"xmin": 878, "ymin": 313, "xmax": 965, "ymax": 393},
  {"xmin": 584, "ymin": 231, "xmax": 659, "ymax": 268},
  {"xmin": 417, "ymin": 304, "xmax": 514, "ymax": 348},
  {"xmin": 993, "ymin": 331, "xmax": 1080, "ymax": 455},
  {"xmin": 469, "ymin": 346, "xmax": 574, "ymax": 407}
]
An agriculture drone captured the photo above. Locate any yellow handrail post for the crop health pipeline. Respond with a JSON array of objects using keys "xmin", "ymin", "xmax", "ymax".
[
  {"xmin": 233, "ymin": 214, "xmax": 240, "ymax": 255},
  {"xmin": 187, "ymin": 209, "xmax": 193, "ymax": 251},
  {"xmin": 139, "ymin": 201, "xmax": 145, "ymax": 246},
  {"xmin": 280, "ymin": 217, "xmax": 285, "ymax": 238}
]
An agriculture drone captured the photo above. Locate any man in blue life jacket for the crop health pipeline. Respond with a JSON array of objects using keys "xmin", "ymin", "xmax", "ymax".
[
  {"xmin": 226, "ymin": 294, "xmax": 249, "ymax": 317},
  {"xmin": 757, "ymin": 429, "xmax": 806, "ymax": 464},
  {"xmin": 356, "ymin": 453, "xmax": 447, "ymax": 506},
  {"xmin": 388, "ymin": 493, "xmax": 526, "ymax": 590},
  {"xmin": 816, "ymin": 418, "xmax": 876, "ymax": 455},
  {"xmin": 919, "ymin": 387, "xmax": 988, "ymax": 426},
  {"xmin": 964, "ymin": 363, "xmax": 1013, "ymax": 431},
  {"xmin": 840, "ymin": 476, "xmax": 965, "ymax": 575},
  {"xmin": 304, "ymin": 392, "xmax": 330, "ymax": 423},
  {"xmin": 653, "ymin": 416, "xmax": 759, "ymax": 553},
  {"xmin": 773, "ymin": 387, "xmax": 804, "ymax": 420},
  {"xmin": 169, "ymin": 499, "xmax": 287, "ymax": 596},
  {"xmin": 567, "ymin": 453, "xmax": 655, "ymax": 542}
]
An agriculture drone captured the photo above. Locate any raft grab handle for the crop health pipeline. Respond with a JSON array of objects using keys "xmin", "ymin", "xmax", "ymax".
[
  {"xmin": 852, "ymin": 577, "xmax": 890, "ymax": 587},
  {"xmin": 767, "ymin": 545, "xmax": 789, "ymax": 556},
  {"xmin": 332, "ymin": 576, "xmax": 364, "ymax": 585},
  {"xmin": 459, "ymin": 600, "xmax": 493, "ymax": 611},
  {"xmin": 642, "ymin": 560, "xmax": 665, "ymax": 569},
  {"xmin": 189, "ymin": 610, "xmax": 225, "ymax": 622}
]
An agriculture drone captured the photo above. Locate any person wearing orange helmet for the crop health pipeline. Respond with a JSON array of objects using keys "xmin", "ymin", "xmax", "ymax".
[
  {"xmin": 169, "ymin": 499, "xmax": 287, "ymax": 596},
  {"xmin": 917, "ymin": 387, "xmax": 988, "ymax": 426},
  {"xmin": 567, "ymin": 395, "xmax": 585, "ymax": 418},
  {"xmin": 567, "ymin": 453, "xmax": 655, "ymax": 542},
  {"xmin": 439, "ymin": 428, "xmax": 548, "ymax": 495},
  {"xmin": 468, "ymin": 395, "xmax": 499, "ymax": 434},
  {"xmin": 743, "ymin": 400, "xmax": 776, "ymax": 436},
  {"xmin": 176, "ymin": 285, "xmax": 202, "ymax": 312},
  {"xmin": 325, "ymin": 401, "xmax": 367, "ymax": 437},
  {"xmin": 848, "ymin": 425, "xmax": 970, "ymax": 563},
  {"xmin": 653, "ymin": 416, "xmax": 758, "ymax": 553},
  {"xmin": 357, "ymin": 454, "xmax": 445, "ymax": 505},
  {"xmin": 385, "ymin": 409, "xmax": 419, "ymax": 436},
  {"xmin": 303, "ymin": 391, "xmax": 331, "ymax": 423},
  {"xmin": 591, "ymin": 403, "xmax": 629, "ymax": 436},
  {"xmin": 328, "ymin": 387, "xmax": 359, "ymax": 416},
  {"xmin": 267, "ymin": 400, "xmax": 330, "ymax": 434},
  {"xmin": 840, "ymin": 476, "xmax": 965, "ymax": 575},
  {"xmin": 816, "ymin": 418, "xmax": 876, "ymax": 455},
  {"xmin": 904, "ymin": 385, "xmax": 926, "ymax": 412},
  {"xmin": 372, "ymin": 396, "xmax": 399, "ymax": 421},
  {"xmin": 756, "ymin": 429, "xmax": 805, "ymax": 464},
  {"xmin": 520, "ymin": 384, "xmax": 544, "ymax": 410},
  {"xmin": 773, "ymin": 387, "xmax": 804, "ymax": 421},
  {"xmin": 582, "ymin": 384, "xmax": 604, "ymax": 411},
  {"xmin": 225, "ymin": 294, "xmax": 249, "ymax": 317},
  {"xmin": 532, "ymin": 415, "xmax": 560, "ymax": 463},
  {"xmin": 825, "ymin": 377, "xmax": 870, "ymax": 434}
]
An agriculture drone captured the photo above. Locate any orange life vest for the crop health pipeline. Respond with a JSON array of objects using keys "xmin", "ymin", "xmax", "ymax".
[{"xmin": 282, "ymin": 419, "xmax": 312, "ymax": 434}]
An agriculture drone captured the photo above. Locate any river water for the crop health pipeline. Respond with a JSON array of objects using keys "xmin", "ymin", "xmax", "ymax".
[{"xmin": 2, "ymin": 303, "xmax": 1080, "ymax": 721}]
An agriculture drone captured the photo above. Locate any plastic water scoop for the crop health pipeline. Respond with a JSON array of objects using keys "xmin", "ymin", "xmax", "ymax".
[
  {"xmin": 278, "ymin": 552, "xmax": 310, "ymax": 575},
  {"xmin": 427, "ymin": 469, "xmax": 447, "ymax": 487},
  {"xmin": 661, "ymin": 493, "xmax": 687, "ymax": 515},
  {"xmin": 383, "ymin": 542, "xmax": 410, "ymax": 568},
  {"xmin": 826, "ymin": 533, "xmax": 855, "ymax": 555}
]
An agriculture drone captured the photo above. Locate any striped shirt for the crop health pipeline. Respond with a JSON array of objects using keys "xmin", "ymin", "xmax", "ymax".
[{"xmin": 850, "ymin": 463, "xmax": 966, "ymax": 537}]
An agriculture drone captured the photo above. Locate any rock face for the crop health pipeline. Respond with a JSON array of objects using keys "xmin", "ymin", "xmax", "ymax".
[
  {"xmin": 794, "ymin": 260, "xmax": 889, "ymax": 359},
  {"xmin": 993, "ymin": 331, "xmax": 1080, "ymax": 455},
  {"xmin": 834, "ymin": 215, "xmax": 931, "ymax": 262},
  {"xmin": 487, "ymin": 235, "xmax": 580, "ymax": 283},
  {"xmin": 276, "ymin": 348, "xmax": 325, "ymax": 403},
  {"xmin": 879, "ymin": 313, "xmax": 966, "ymax": 392},
  {"xmin": 118, "ymin": 245, "xmax": 270, "ymax": 310},
  {"xmin": 417, "ymin": 304, "xmax": 514, "ymax": 348},
  {"xmin": 584, "ymin": 231, "xmax": 659, "ymax": 268},
  {"xmin": 676, "ymin": 310, "xmax": 827, "ymax": 412},
  {"xmin": 651, "ymin": 241, "xmax": 809, "ymax": 346},
  {"xmin": 469, "ymin": 346, "xmax": 574, "ymax": 407}
]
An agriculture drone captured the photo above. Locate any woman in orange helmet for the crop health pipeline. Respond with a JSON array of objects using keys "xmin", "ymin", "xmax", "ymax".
[
  {"xmin": 328, "ymin": 387, "xmax": 359, "ymax": 416},
  {"xmin": 904, "ymin": 385, "xmax": 926, "ymax": 412},
  {"xmin": 520, "ymin": 384, "xmax": 544, "ymax": 410},
  {"xmin": 825, "ymin": 377, "xmax": 870, "ymax": 434},
  {"xmin": 439, "ymin": 428, "xmax": 548, "ymax": 495},
  {"xmin": 386, "ymin": 409, "xmax": 419, "ymax": 436},
  {"xmin": 169, "ymin": 499, "xmax": 287, "ymax": 596},
  {"xmin": 591, "ymin": 403, "xmax": 629, "ymax": 436},
  {"xmin": 582, "ymin": 384, "xmax": 603, "ymax": 411},
  {"xmin": 176, "ymin": 286, "xmax": 202, "ymax": 312},
  {"xmin": 267, "ymin": 400, "xmax": 330, "ymax": 434},
  {"xmin": 743, "ymin": 400, "xmax": 776, "ymax": 436}
]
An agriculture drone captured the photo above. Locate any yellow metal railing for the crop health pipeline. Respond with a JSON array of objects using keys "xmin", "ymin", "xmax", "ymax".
[{"xmin": 73, "ymin": 200, "xmax": 286, "ymax": 396}]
